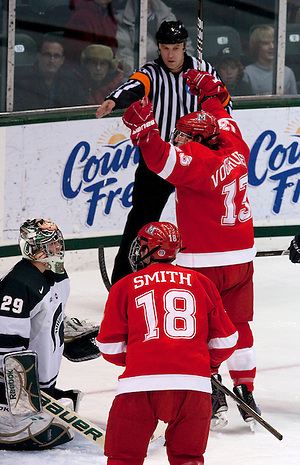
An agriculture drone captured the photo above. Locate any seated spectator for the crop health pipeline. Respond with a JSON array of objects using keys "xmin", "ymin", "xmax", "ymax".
[
  {"xmin": 243, "ymin": 25, "xmax": 298, "ymax": 95},
  {"xmin": 216, "ymin": 48, "xmax": 253, "ymax": 96},
  {"xmin": 72, "ymin": 44, "xmax": 124, "ymax": 105},
  {"xmin": 14, "ymin": 34, "xmax": 86, "ymax": 110},
  {"xmin": 115, "ymin": 0, "xmax": 194, "ymax": 79},
  {"xmin": 64, "ymin": 0, "xmax": 118, "ymax": 69}
]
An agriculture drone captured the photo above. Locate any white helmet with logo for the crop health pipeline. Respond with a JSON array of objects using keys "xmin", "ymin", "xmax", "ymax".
[{"xmin": 19, "ymin": 218, "xmax": 65, "ymax": 274}]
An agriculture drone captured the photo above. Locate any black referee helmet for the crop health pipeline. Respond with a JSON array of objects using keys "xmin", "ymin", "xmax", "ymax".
[{"xmin": 156, "ymin": 20, "xmax": 189, "ymax": 44}]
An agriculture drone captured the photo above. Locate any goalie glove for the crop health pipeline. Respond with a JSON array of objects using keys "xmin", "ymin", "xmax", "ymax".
[
  {"xmin": 63, "ymin": 317, "xmax": 101, "ymax": 362},
  {"xmin": 288, "ymin": 233, "xmax": 300, "ymax": 263},
  {"xmin": 183, "ymin": 70, "xmax": 230, "ymax": 106},
  {"xmin": 63, "ymin": 334, "xmax": 101, "ymax": 362},
  {"xmin": 122, "ymin": 96, "xmax": 159, "ymax": 146}
]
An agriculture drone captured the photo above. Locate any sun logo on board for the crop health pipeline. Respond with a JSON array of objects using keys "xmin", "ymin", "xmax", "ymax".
[
  {"xmin": 97, "ymin": 123, "xmax": 130, "ymax": 147},
  {"xmin": 284, "ymin": 118, "xmax": 300, "ymax": 136}
]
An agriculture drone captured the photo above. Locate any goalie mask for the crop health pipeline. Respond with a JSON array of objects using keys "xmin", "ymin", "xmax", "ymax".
[
  {"xmin": 171, "ymin": 111, "xmax": 219, "ymax": 146},
  {"xmin": 19, "ymin": 218, "xmax": 65, "ymax": 274},
  {"xmin": 129, "ymin": 222, "xmax": 182, "ymax": 272}
]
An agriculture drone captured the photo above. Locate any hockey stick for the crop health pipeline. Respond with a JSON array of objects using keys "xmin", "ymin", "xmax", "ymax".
[
  {"xmin": 211, "ymin": 376, "xmax": 283, "ymax": 441},
  {"xmin": 41, "ymin": 391, "xmax": 105, "ymax": 448},
  {"xmin": 97, "ymin": 243, "xmax": 290, "ymax": 284},
  {"xmin": 256, "ymin": 249, "xmax": 289, "ymax": 257},
  {"xmin": 197, "ymin": 0, "xmax": 204, "ymax": 70},
  {"xmin": 98, "ymin": 244, "xmax": 112, "ymax": 291},
  {"xmin": 3, "ymin": 351, "xmax": 106, "ymax": 449}
]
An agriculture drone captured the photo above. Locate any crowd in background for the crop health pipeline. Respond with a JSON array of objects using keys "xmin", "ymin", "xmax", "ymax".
[{"xmin": 10, "ymin": 0, "xmax": 300, "ymax": 110}]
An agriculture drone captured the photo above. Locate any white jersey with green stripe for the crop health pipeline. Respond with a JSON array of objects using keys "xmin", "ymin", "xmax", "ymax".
[{"xmin": 0, "ymin": 258, "xmax": 70, "ymax": 401}]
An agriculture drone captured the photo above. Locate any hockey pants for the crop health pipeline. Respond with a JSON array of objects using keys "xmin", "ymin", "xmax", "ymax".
[
  {"xmin": 105, "ymin": 390, "xmax": 211, "ymax": 465},
  {"xmin": 192, "ymin": 262, "xmax": 256, "ymax": 391}
]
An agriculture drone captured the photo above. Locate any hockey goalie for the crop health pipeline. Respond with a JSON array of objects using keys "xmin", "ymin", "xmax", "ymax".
[{"xmin": 0, "ymin": 218, "xmax": 100, "ymax": 449}]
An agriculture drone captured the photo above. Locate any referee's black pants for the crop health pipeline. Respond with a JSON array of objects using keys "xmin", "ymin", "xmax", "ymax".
[{"xmin": 111, "ymin": 152, "xmax": 174, "ymax": 284}]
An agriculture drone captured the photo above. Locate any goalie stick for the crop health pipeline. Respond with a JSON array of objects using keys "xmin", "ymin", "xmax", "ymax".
[
  {"xmin": 40, "ymin": 391, "xmax": 105, "ymax": 448},
  {"xmin": 211, "ymin": 376, "xmax": 283, "ymax": 441},
  {"xmin": 3, "ymin": 351, "xmax": 105, "ymax": 449}
]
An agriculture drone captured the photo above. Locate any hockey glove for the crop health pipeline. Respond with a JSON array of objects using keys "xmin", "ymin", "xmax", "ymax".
[
  {"xmin": 183, "ymin": 70, "xmax": 230, "ymax": 106},
  {"xmin": 288, "ymin": 233, "xmax": 300, "ymax": 263},
  {"xmin": 122, "ymin": 96, "xmax": 159, "ymax": 146},
  {"xmin": 64, "ymin": 333, "xmax": 101, "ymax": 362},
  {"xmin": 63, "ymin": 317, "xmax": 101, "ymax": 362}
]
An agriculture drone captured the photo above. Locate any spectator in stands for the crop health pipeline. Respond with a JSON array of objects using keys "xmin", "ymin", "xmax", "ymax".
[
  {"xmin": 64, "ymin": 0, "xmax": 118, "ymax": 69},
  {"xmin": 72, "ymin": 44, "xmax": 124, "ymax": 105},
  {"xmin": 216, "ymin": 48, "xmax": 253, "ymax": 96},
  {"xmin": 14, "ymin": 34, "xmax": 86, "ymax": 110},
  {"xmin": 243, "ymin": 25, "xmax": 298, "ymax": 95},
  {"xmin": 115, "ymin": 0, "xmax": 194, "ymax": 79}
]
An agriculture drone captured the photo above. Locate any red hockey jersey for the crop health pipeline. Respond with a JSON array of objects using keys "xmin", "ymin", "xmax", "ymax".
[
  {"xmin": 97, "ymin": 263, "xmax": 238, "ymax": 395},
  {"xmin": 140, "ymin": 97, "xmax": 256, "ymax": 268}
]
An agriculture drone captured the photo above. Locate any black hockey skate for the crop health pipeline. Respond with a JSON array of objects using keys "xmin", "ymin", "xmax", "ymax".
[
  {"xmin": 233, "ymin": 384, "xmax": 261, "ymax": 424},
  {"xmin": 210, "ymin": 374, "xmax": 228, "ymax": 430}
]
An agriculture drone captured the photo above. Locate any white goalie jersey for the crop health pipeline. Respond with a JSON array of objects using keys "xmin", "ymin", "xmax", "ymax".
[{"xmin": 0, "ymin": 258, "xmax": 70, "ymax": 401}]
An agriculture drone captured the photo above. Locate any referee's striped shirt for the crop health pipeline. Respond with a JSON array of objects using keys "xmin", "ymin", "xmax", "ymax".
[{"xmin": 106, "ymin": 54, "xmax": 232, "ymax": 142}]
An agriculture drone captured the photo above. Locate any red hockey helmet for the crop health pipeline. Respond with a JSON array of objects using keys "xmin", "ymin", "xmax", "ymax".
[
  {"xmin": 174, "ymin": 111, "xmax": 219, "ymax": 144},
  {"xmin": 129, "ymin": 222, "xmax": 182, "ymax": 271}
]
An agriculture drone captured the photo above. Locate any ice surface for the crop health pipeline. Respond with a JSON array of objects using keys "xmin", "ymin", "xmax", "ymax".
[{"xmin": 1, "ymin": 248, "xmax": 300, "ymax": 464}]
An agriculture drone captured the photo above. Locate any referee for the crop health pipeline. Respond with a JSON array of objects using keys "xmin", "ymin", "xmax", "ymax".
[{"xmin": 96, "ymin": 20, "xmax": 232, "ymax": 284}]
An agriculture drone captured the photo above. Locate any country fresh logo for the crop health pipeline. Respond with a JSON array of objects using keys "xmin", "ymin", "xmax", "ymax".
[
  {"xmin": 97, "ymin": 125, "xmax": 128, "ymax": 146},
  {"xmin": 285, "ymin": 118, "xmax": 300, "ymax": 136},
  {"xmin": 248, "ymin": 119, "xmax": 300, "ymax": 215},
  {"xmin": 62, "ymin": 123, "xmax": 139, "ymax": 226}
]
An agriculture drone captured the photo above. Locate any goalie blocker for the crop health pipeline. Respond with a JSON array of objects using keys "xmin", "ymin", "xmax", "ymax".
[{"xmin": 1, "ymin": 351, "xmax": 105, "ymax": 450}]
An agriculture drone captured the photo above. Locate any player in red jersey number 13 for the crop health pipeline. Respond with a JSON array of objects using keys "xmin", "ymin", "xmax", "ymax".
[{"xmin": 122, "ymin": 69, "xmax": 261, "ymax": 430}]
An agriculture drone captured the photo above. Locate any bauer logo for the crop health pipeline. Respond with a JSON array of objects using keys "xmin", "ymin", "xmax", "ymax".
[
  {"xmin": 248, "ymin": 118, "xmax": 300, "ymax": 215},
  {"xmin": 62, "ymin": 123, "xmax": 139, "ymax": 226}
]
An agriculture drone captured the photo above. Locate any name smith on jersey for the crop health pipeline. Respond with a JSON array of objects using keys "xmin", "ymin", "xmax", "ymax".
[{"xmin": 133, "ymin": 270, "xmax": 192, "ymax": 289}]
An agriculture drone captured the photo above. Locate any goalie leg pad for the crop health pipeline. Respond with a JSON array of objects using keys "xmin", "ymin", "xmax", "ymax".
[
  {"xmin": 1, "ymin": 351, "xmax": 78, "ymax": 450},
  {"xmin": 0, "ymin": 404, "xmax": 73, "ymax": 450},
  {"xmin": 3, "ymin": 351, "xmax": 42, "ymax": 415}
]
